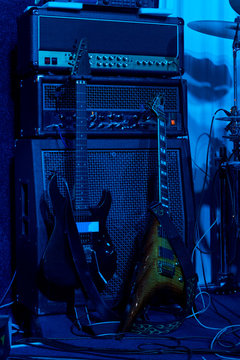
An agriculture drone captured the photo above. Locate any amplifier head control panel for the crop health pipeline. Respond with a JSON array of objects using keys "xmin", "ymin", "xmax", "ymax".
[
  {"xmin": 37, "ymin": 0, "xmax": 159, "ymax": 9},
  {"xmin": 39, "ymin": 51, "xmax": 178, "ymax": 74}
]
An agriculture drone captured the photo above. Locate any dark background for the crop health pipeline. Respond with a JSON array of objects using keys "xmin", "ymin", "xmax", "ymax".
[{"xmin": 0, "ymin": 0, "xmax": 35, "ymax": 305}]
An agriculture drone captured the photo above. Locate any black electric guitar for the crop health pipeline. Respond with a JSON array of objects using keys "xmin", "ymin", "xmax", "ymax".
[
  {"xmin": 41, "ymin": 39, "xmax": 117, "ymax": 320},
  {"xmin": 119, "ymin": 95, "xmax": 196, "ymax": 333}
]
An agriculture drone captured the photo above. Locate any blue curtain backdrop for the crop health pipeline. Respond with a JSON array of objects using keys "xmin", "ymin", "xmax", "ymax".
[
  {"xmin": 0, "ymin": 0, "xmax": 239, "ymax": 306},
  {"xmin": 168, "ymin": 0, "xmax": 238, "ymax": 284}
]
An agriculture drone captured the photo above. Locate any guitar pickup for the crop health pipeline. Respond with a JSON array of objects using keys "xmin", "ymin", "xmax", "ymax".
[{"xmin": 158, "ymin": 246, "xmax": 174, "ymax": 260}]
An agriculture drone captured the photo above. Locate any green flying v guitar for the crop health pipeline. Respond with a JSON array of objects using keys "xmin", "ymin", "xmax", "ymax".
[{"xmin": 119, "ymin": 94, "xmax": 197, "ymax": 334}]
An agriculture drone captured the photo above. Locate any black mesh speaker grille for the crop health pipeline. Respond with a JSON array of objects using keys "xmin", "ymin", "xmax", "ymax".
[
  {"xmin": 41, "ymin": 147, "xmax": 184, "ymax": 300},
  {"xmin": 43, "ymin": 84, "xmax": 179, "ymax": 112}
]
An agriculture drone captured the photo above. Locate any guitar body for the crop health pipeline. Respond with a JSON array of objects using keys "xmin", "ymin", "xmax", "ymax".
[
  {"xmin": 120, "ymin": 204, "xmax": 186, "ymax": 332},
  {"xmin": 142, "ymin": 216, "xmax": 185, "ymax": 304},
  {"xmin": 88, "ymin": 190, "xmax": 117, "ymax": 288},
  {"xmin": 41, "ymin": 175, "xmax": 117, "ymax": 291},
  {"xmin": 41, "ymin": 176, "xmax": 77, "ymax": 288}
]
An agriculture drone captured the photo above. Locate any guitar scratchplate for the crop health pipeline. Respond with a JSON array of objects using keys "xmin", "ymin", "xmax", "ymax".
[{"xmin": 76, "ymin": 221, "xmax": 99, "ymax": 233}]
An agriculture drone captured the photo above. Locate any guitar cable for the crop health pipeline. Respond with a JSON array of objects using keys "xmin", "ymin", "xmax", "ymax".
[
  {"xmin": 192, "ymin": 252, "xmax": 240, "ymax": 357},
  {"xmin": 10, "ymin": 336, "xmax": 240, "ymax": 360},
  {"xmin": 191, "ymin": 219, "xmax": 218, "ymax": 264},
  {"xmin": 0, "ymin": 271, "xmax": 16, "ymax": 306},
  {"xmin": 192, "ymin": 108, "xmax": 228, "ymax": 254}
]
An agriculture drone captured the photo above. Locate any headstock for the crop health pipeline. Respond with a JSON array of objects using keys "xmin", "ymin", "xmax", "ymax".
[
  {"xmin": 69, "ymin": 38, "xmax": 91, "ymax": 78},
  {"xmin": 147, "ymin": 94, "xmax": 165, "ymax": 119}
]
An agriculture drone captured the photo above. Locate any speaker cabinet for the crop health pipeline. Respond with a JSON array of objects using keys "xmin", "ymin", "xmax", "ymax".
[{"xmin": 15, "ymin": 137, "xmax": 195, "ymax": 315}]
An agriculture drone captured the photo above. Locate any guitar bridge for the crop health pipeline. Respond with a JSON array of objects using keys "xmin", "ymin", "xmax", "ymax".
[
  {"xmin": 157, "ymin": 260, "xmax": 175, "ymax": 278},
  {"xmin": 83, "ymin": 244, "xmax": 93, "ymax": 263}
]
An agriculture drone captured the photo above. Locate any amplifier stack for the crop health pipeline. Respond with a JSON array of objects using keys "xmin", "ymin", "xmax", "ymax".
[{"xmin": 15, "ymin": 2, "xmax": 195, "ymax": 320}]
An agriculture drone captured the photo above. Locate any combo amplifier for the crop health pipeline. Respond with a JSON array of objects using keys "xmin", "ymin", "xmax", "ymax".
[
  {"xmin": 18, "ymin": 75, "xmax": 188, "ymax": 137},
  {"xmin": 17, "ymin": 7, "xmax": 184, "ymax": 76}
]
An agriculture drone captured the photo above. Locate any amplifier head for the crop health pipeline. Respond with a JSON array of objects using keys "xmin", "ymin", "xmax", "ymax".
[
  {"xmin": 19, "ymin": 76, "xmax": 187, "ymax": 138},
  {"xmin": 17, "ymin": 7, "xmax": 184, "ymax": 76}
]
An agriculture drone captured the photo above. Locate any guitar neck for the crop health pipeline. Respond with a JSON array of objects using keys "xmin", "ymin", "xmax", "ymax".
[
  {"xmin": 75, "ymin": 79, "xmax": 89, "ymax": 213},
  {"xmin": 157, "ymin": 111, "xmax": 169, "ymax": 212}
]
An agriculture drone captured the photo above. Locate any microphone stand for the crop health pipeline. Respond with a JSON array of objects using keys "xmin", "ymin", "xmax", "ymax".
[{"xmin": 215, "ymin": 17, "xmax": 240, "ymax": 293}]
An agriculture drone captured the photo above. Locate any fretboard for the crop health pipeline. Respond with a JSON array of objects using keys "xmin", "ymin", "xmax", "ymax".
[
  {"xmin": 157, "ymin": 111, "xmax": 169, "ymax": 212},
  {"xmin": 75, "ymin": 79, "xmax": 89, "ymax": 215}
]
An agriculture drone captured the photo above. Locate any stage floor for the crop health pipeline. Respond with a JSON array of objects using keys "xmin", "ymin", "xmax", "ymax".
[{"xmin": 8, "ymin": 290, "xmax": 240, "ymax": 360}]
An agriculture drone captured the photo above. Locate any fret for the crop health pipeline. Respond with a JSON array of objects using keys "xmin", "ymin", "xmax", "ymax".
[
  {"xmin": 161, "ymin": 170, "xmax": 167, "ymax": 177},
  {"xmin": 161, "ymin": 197, "xmax": 168, "ymax": 204},
  {"xmin": 161, "ymin": 203, "xmax": 169, "ymax": 209},
  {"xmin": 161, "ymin": 183, "xmax": 168, "ymax": 190},
  {"xmin": 160, "ymin": 120, "xmax": 165, "ymax": 128},
  {"xmin": 160, "ymin": 181, "xmax": 168, "ymax": 191}
]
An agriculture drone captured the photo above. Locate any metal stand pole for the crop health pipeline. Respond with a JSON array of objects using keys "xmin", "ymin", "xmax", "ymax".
[
  {"xmin": 213, "ymin": 17, "xmax": 240, "ymax": 293},
  {"xmin": 215, "ymin": 156, "xmax": 239, "ymax": 294},
  {"xmin": 219, "ymin": 164, "xmax": 228, "ymax": 278}
]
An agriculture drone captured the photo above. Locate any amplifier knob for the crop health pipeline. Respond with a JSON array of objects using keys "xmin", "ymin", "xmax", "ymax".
[
  {"xmin": 142, "ymin": 61, "xmax": 147, "ymax": 65},
  {"xmin": 103, "ymin": 56, "xmax": 108, "ymax": 60},
  {"xmin": 109, "ymin": 56, "xmax": 114, "ymax": 61},
  {"xmin": 137, "ymin": 60, "xmax": 142, "ymax": 65},
  {"xmin": 103, "ymin": 63, "xmax": 109, "ymax": 67},
  {"xmin": 123, "ymin": 63, "xmax": 128, "ymax": 67},
  {"xmin": 97, "ymin": 55, "xmax": 102, "ymax": 60},
  {"xmin": 117, "ymin": 63, "xmax": 122, "ymax": 67},
  {"xmin": 97, "ymin": 62, "xmax": 102, "ymax": 67},
  {"xmin": 107, "ymin": 113, "xmax": 114, "ymax": 120},
  {"xmin": 109, "ymin": 62, "xmax": 114, "ymax": 67},
  {"xmin": 148, "ymin": 61, "xmax": 154, "ymax": 65},
  {"xmin": 123, "ymin": 57, "xmax": 128, "ymax": 61}
]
